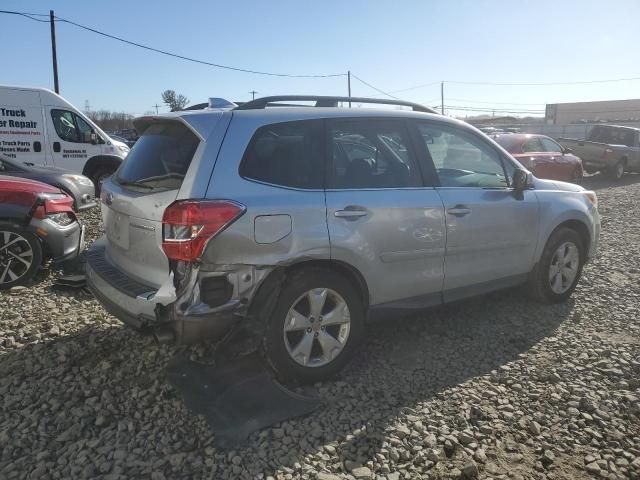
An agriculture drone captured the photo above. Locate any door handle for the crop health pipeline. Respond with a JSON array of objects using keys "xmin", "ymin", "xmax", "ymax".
[
  {"xmin": 53, "ymin": 142, "xmax": 61, "ymax": 153},
  {"xmin": 334, "ymin": 207, "xmax": 368, "ymax": 219},
  {"xmin": 447, "ymin": 205, "xmax": 471, "ymax": 217}
]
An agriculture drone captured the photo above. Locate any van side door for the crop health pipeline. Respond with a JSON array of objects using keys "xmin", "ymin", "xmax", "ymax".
[
  {"xmin": 44, "ymin": 107, "xmax": 97, "ymax": 172},
  {"xmin": 324, "ymin": 118, "xmax": 446, "ymax": 314}
]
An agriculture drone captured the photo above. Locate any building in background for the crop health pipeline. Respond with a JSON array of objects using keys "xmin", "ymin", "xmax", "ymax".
[{"xmin": 546, "ymin": 99, "xmax": 640, "ymax": 124}]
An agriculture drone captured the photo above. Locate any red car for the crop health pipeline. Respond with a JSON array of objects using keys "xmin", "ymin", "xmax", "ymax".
[
  {"xmin": 493, "ymin": 134, "xmax": 583, "ymax": 184},
  {"xmin": 0, "ymin": 176, "xmax": 83, "ymax": 288}
]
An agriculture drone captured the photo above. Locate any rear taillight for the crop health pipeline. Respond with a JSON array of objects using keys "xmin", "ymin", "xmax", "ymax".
[{"xmin": 161, "ymin": 200, "xmax": 245, "ymax": 262}]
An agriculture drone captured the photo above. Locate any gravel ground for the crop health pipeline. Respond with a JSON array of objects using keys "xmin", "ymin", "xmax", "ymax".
[{"xmin": 1, "ymin": 174, "xmax": 639, "ymax": 480}]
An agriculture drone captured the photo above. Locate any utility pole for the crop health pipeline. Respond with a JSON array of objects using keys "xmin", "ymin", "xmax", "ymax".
[
  {"xmin": 153, "ymin": 104, "xmax": 160, "ymax": 114},
  {"xmin": 249, "ymin": 90, "xmax": 258, "ymax": 100},
  {"xmin": 440, "ymin": 81, "xmax": 444, "ymax": 115},
  {"xmin": 84, "ymin": 100, "xmax": 91, "ymax": 113},
  {"xmin": 347, "ymin": 71, "xmax": 352, "ymax": 108},
  {"xmin": 50, "ymin": 10, "xmax": 59, "ymax": 94}
]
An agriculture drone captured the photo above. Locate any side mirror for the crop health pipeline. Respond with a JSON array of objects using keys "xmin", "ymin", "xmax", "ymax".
[
  {"xmin": 512, "ymin": 168, "xmax": 532, "ymax": 191},
  {"xmin": 562, "ymin": 147, "xmax": 573, "ymax": 154},
  {"xmin": 84, "ymin": 132, "xmax": 98, "ymax": 144}
]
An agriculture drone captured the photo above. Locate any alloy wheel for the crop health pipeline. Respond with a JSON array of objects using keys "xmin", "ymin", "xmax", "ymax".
[
  {"xmin": 283, "ymin": 288, "xmax": 351, "ymax": 367},
  {"xmin": 548, "ymin": 241, "xmax": 580, "ymax": 294},
  {"xmin": 0, "ymin": 231, "xmax": 34, "ymax": 285}
]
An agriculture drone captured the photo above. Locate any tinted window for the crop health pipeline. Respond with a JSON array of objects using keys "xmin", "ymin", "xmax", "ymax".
[
  {"xmin": 591, "ymin": 126, "xmax": 636, "ymax": 147},
  {"xmin": 417, "ymin": 123, "xmax": 509, "ymax": 188},
  {"xmin": 541, "ymin": 137, "xmax": 562, "ymax": 153},
  {"xmin": 522, "ymin": 137, "xmax": 544, "ymax": 153},
  {"xmin": 116, "ymin": 122, "xmax": 199, "ymax": 190},
  {"xmin": 328, "ymin": 120, "xmax": 421, "ymax": 189},
  {"xmin": 240, "ymin": 120, "xmax": 323, "ymax": 189}
]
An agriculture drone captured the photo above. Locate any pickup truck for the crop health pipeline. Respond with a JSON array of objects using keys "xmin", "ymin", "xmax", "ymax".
[{"xmin": 558, "ymin": 124, "xmax": 640, "ymax": 180}]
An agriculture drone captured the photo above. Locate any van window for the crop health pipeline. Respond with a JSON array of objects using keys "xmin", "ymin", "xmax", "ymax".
[
  {"xmin": 328, "ymin": 120, "xmax": 421, "ymax": 189},
  {"xmin": 116, "ymin": 122, "xmax": 199, "ymax": 190},
  {"xmin": 51, "ymin": 109, "xmax": 95, "ymax": 144},
  {"xmin": 51, "ymin": 110, "xmax": 80, "ymax": 142},
  {"xmin": 240, "ymin": 120, "xmax": 323, "ymax": 189}
]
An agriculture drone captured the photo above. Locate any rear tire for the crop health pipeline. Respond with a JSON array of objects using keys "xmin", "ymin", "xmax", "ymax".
[
  {"xmin": 263, "ymin": 268, "xmax": 365, "ymax": 383},
  {"xmin": 527, "ymin": 227, "xmax": 585, "ymax": 304},
  {"xmin": 0, "ymin": 224, "xmax": 42, "ymax": 290},
  {"xmin": 609, "ymin": 160, "xmax": 625, "ymax": 181}
]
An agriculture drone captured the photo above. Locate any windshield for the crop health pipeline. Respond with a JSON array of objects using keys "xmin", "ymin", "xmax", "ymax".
[{"xmin": 116, "ymin": 122, "xmax": 199, "ymax": 190}]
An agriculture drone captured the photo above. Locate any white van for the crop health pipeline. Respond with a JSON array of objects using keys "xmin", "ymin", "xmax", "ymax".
[{"xmin": 0, "ymin": 85, "xmax": 130, "ymax": 191}]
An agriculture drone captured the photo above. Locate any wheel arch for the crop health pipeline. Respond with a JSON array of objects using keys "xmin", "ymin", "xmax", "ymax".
[
  {"xmin": 247, "ymin": 259, "xmax": 370, "ymax": 325},
  {"xmin": 548, "ymin": 219, "xmax": 591, "ymax": 256},
  {"xmin": 81, "ymin": 155, "xmax": 122, "ymax": 179}
]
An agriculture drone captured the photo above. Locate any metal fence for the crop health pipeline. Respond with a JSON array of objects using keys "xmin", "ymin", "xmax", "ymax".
[{"xmin": 478, "ymin": 121, "xmax": 640, "ymax": 140}]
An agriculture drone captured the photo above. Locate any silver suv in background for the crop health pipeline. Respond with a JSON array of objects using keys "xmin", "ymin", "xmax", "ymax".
[{"xmin": 86, "ymin": 96, "xmax": 600, "ymax": 382}]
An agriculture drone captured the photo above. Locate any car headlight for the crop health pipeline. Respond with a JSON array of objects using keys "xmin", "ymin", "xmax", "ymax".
[
  {"xmin": 118, "ymin": 144, "xmax": 130, "ymax": 154},
  {"xmin": 63, "ymin": 174, "xmax": 94, "ymax": 186},
  {"xmin": 47, "ymin": 212, "xmax": 76, "ymax": 226},
  {"xmin": 583, "ymin": 191, "xmax": 598, "ymax": 208}
]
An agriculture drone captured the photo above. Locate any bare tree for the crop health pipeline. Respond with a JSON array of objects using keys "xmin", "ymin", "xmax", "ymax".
[
  {"xmin": 86, "ymin": 110, "xmax": 135, "ymax": 132},
  {"xmin": 161, "ymin": 90, "xmax": 189, "ymax": 112}
]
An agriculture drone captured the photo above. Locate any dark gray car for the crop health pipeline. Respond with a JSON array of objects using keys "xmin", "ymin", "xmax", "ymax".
[{"xmin": 0, "ymin": 155, "xmax": 96, "ymax": 211}]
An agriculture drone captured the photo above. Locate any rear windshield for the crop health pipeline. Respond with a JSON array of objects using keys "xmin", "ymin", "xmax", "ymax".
[{"xmin": 116, "ymin": 122, "xmax": 199, "ymax": 190}]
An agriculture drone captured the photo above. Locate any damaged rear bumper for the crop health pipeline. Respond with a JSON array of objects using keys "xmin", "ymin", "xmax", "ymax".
[{"xmin": 85, "ymin": 238, "xmax": 266, "ymax": 343}]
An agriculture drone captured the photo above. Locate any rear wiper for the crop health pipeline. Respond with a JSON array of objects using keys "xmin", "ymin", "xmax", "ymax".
[
  {"xmin": 136, "ymin": 172, "xmax": 185, "ymax": 183},
  {"xmin": 117, "ymin": 179, "xmax": 153, "ymax": 190}
]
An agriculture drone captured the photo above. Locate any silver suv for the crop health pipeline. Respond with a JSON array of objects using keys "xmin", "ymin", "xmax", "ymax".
[{"xmin": 87, "ymin": 96, "xmax": 600, "ymax": 382}]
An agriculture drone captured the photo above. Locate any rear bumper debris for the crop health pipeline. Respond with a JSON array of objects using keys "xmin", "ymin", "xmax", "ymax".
[{"xmin": 85, "ymin": 236, "xmax": 270, "ymax": 344}]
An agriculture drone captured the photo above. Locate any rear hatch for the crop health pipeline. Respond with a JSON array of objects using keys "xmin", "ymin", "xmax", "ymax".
[{"xmin": 101, "ymin": 120, "xmax": 202, "ymax": 289}]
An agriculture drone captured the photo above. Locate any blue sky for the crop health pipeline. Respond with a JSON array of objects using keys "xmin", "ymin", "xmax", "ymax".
[{"xmin": 2, "ymin": 0, "xmax": 640, "ymax": 117}]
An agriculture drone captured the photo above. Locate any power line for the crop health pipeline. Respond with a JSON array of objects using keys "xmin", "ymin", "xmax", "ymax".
[
  {"xmin": 0, "ymin": 9, "xmax": 49, "ymax": 22},
  {"xmin": 350, "ymin": 73, "xmax": 402, "ymax": 100},
  {"xmin": 446, "ymin": 97, "xmax": 546, "ymax": 106},
  {"xmin": 446, "ymin": 77, "xmax": 640, "ymax": 86},
  {"xmin": 0, "ymin": 10, "xmax": 346, "ymax": 78}
]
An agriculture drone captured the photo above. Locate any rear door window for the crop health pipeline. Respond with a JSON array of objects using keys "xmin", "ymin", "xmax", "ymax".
[
  {"xmin": 116, "ymin": 122, "xmax": 199, "ymax": 190},
  {"xmin": 327, "ymin": 119, "xmax": 422, "ymax": 189},
  {"xmin": 239, "ymin": 120, "xmax": 324, "ymax": 189}
]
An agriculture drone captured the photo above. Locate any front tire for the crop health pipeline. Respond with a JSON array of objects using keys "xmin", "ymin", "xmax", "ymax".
[
  {"xmin": 0, "ymin": 225, "xmax": 43, "ymax": 289},
  {"xmin": 263, "ymin": 268, "xmax": 365, "ymax": 383},
  {"xmin": 91, "ymin": 167, "xmax": 115, "ymax": 196},
  {"xmin": 527, "ymin": 227, "xmax": 585, "ymax": 304}
]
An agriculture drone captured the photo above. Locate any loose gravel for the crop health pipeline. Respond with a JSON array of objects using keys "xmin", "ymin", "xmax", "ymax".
[{"xmin": 1, "ymin": 175, "xmax": 639, "ymax": 480}]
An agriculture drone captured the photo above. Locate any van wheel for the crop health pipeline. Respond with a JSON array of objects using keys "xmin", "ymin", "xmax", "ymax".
[
  {"xmin": 527, "ymin": 227, "xmax": 584, "ymax": 304},
  {"xmin": 263, "ymin": 268, "xmax": 364, "ymax": 383},
  {"xmin": 609, "ymin": 160, "xmax": 625, "ymax": 181},
  {"xmin": 0, "ymin": 224, "xmax": 42, "ymax": 290},
  {"xmin": 91, "ymin": 167, "xmax": 114, "ymax": 195}
]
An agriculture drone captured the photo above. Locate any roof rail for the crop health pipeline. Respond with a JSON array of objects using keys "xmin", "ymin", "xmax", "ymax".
[{"xmin": 234, "ymin": 95, "xmax": 438, "ymax": 114}]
